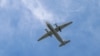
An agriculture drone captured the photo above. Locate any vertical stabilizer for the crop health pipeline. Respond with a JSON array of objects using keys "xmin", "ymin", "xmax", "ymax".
[{"xmin": 59, "ymin": 40, "xmax": 70, "ymax": 47}]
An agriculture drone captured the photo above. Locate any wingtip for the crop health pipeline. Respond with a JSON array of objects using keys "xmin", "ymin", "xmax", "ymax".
[
  {"xmin": 37, "ymin": 39, "xmax": 40, "ymax": 41},
  {"xmin": 69, "ymin": 21, "xmax": 73, "ymax": 24}
]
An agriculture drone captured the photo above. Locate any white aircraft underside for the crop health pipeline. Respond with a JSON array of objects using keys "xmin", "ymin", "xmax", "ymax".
[{"xmin": 38, "ymin": 21, "xmax": 72, "ymax": 47}]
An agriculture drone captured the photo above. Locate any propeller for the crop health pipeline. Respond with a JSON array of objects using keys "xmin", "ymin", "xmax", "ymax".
[
  {"xmin": 54, "ymin": 24, "xmax": 61, "ymax": 32},
  {"xmin": 45, "ymin": 29, "xmax": 48, "ymax": 32},
  {"xmin": 45, "ymin": 29, "xmax": 52, "ymax": 37},
  {"xmin": 54, "ymin": 23, "xmax": 58, "ymax": 27}
]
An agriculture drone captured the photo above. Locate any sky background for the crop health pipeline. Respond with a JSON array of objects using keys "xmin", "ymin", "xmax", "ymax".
[{"xmin": 0, "ymin": 0, "xmax": 100, "ymax": 56}]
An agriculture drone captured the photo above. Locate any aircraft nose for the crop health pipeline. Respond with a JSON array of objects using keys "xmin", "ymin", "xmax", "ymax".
[{"xmin": 45, "ymin": 21, "xmax": 49, "ymax": 24}]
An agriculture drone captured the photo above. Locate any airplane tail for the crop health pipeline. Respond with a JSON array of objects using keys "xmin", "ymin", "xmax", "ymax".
[{"xmin": 59, "ymin": 40, "xmax": 70, "ymax": 47}]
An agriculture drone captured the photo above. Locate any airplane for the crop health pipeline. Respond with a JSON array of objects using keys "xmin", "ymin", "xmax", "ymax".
[{"xmin": 37, "ymin": 21, "xmax": 73, "ymax": 47}]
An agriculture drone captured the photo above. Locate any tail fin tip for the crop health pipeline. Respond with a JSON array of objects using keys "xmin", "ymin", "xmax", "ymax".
[{"xmin": 59, "ymin": 40, "xmax": 70, "ymax": 47}]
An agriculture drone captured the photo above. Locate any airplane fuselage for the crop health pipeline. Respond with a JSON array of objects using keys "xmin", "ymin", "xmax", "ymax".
[
  {"xmin": 46, "ymin": 22, "xmax": 64, "ymax": 43},
  {"xmin": 38, "ymin": 21, "xmax": 72, "ymax": 47}
]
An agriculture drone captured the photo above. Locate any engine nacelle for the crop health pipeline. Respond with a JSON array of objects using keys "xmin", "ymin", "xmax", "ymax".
[
  {"xmin": 45, "ymin": 29, "xmax": 52, "ymax": 37},
  {"xmin": 55, "ymin": 24, "xmax": 61, "ymax": 32},
  {"xmin": 45, "ymin": 29, "xmax": 49, "ymax": 33}
]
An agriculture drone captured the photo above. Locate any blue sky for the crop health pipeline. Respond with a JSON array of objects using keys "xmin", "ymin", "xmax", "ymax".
[{"xmin": 0, "ymin": 0, "xmax": 100, "ymax": 56}]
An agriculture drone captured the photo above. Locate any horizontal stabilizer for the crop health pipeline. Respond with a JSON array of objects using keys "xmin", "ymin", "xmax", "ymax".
[{"xmin": 59, "ymin": 40, "xmax": 70, "ymax": 47}]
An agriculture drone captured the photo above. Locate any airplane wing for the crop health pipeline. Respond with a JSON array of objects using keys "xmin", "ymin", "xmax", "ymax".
[
  {"xmin": 37, "ymin": 21, "xmax": 72, "ymax": 41},
  {"xmin": 55, "ymin": 21, "xmax": 72, "ymax": 32},
  {"xmin": 37, "ymin": 31, "xmax": 52, "ymax": 41}
]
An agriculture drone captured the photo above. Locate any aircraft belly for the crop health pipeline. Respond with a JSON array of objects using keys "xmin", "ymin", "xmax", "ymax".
[
  {"xmin": 47, "ymin": 23, "xmax": 64, "ymax": 43},
  {"xmin": 53, "ymin": 32, "xmax": 64, "ymax": 43}
]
